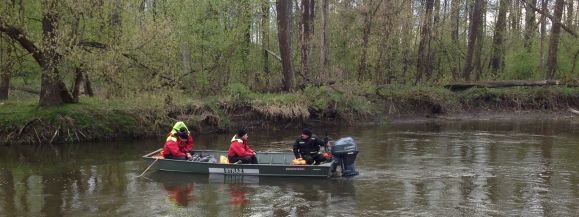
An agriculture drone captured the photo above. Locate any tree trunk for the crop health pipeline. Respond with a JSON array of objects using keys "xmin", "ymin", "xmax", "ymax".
[
  {"xmin": 358, "ymin": 7, "xmax": 371, "ymax": 81},
  {"xmin": 431, "ymin": 0, "xmax": 441, "ymax": 81},
  {"xmin": 567, "ymin": 0, "xmax": 574, "ymax": 27},
  {"xmin": 84, "ymin": 73, "xmax": 94, "ymax": 97},
  {"xmin": 462, "ymin": 0, "xmax": 483, "ymax": 81},
  {"xmin": 357, "ymin": 0, "xmax": 383, "ymax": 81},
  {"xmin": 510, "ymin": 0, "xmax": 521, "ymax": 32},
  {"xmin": 524, "ymin": 0, "xmax": 537, "ymax": 49},
  {"xmin": 474, "ymin": 1, "xmax": 486, "ymax": 81},
  {"xmin": 39, "ymin": 1, "xmax": 74, "ymax": 106},
  {"xmin": 300, "ymin": 0, "xmax": 312, "ymax": 80},
  {"xmin": 276, "ymin": 0, "xmax": 294, "ymax": 91},
  {"xmin": 319, "ymin": 0, "xmax": 328, "ymax": 79},
  {"xmin": 72, "ymin": 66, "xmax": 83, "ymax": 103},
  {"xmin": 0, "ymin": 39, "xmax": 11, "ymax": 100},
  {"xmin": 0, "ymin": 71, "xmax": 9, "ymax": 100},
  {"xmin": 111, "ymin": 0, "xmax": 122, "ymax": 40},
  {"xmin": 539, "ymin": 0, "xmax": 548, "ymax": 74},
  {"xmin": 0, "ymin": 1, "xmax": 74, "ymax": 106},
  {"xmin": 111, "ymin": 0, "xmax": 122, "ymax": 27},
  {"xmin": 416, "ymin": 0, "xmax": 435, "ymax": 83},
  {"xmin": 401, "ymin": 0, "xmax": 414, "ymax": 83},
  {"xmin": 490, "ymin": 0, "xmax": 509, "ymax": 76},
  {"xmin": 450, "ymin": 0, "xmax": 461, "ymax": 80},
  {"xmin": 242, "ymin": 1, "xmax": 251, "ymax": 77},
  {"xmin": 262, "ymin": 0, "xmax": 270, "ymax": 76},
  {"xmin": 546, "ymin": 0, "xmax": 565, "ymax": 80}
]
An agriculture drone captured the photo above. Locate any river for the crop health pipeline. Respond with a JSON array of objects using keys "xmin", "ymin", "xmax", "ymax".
[{"xmin": 1, "ymin": 119, "xmax": 578, "ymax": 216}]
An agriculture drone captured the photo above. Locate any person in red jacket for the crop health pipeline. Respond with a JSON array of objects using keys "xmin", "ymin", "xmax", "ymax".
[
  {"xmin": 227, "ymin": 129, "xmax": 258, "ymax": 164},
  {"xmin": 165, "ymin": 123, "xmax": 195, "ymax": 154},
  {"xmin": 162, "ymin": 128, "xmax": 193, "ymax": 160}
]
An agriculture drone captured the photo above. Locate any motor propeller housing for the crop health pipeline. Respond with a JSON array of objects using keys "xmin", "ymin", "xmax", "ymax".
[{"xmin": 331, "ymin": 137, "xmax": 359, "ymax": 177}]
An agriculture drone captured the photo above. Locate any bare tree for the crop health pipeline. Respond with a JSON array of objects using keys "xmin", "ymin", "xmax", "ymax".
[
  {"xmin": 319, "ymin": 0, "xmax": 328, "ymax": 79},
  {"xmin": 357, "ymin": 0, "xmax": 383, "ymax": 81},
  {"xmin": 300, "ymin": 0, "xmax": 314, "ymax": 79},
  {"xmin": 566, "ymin": 0, "xmax": 574, "ymax": 27},
  {"xmin": 546, "ymin": 0, "xmax": 565, "ymax": 80},
  {"xmin": 524, "ymin": 0, "xmax": 537, "ymax": 49},
  {"xmin": 450, "ymin": 0, "xmax": 461, "ymax": 79},
  {"xmin": 276, "ymin": 0, "xmax": 295, "ymax": 91},
  {"xmin": 539, "ymin": 0, "xmax": 548, "ymax": 73},
  {"xmin": 416, "ymin": 0, "xmax": 435, "ymax": 83},
  {"xmin": 490, "ymin": 0, "xmax": 509, "ymax": 76},
  {"xmin": 262, "ymin": 0, "xmax": 270, "ymax": 75},
  {"xmin": 1, "ymin": 0, "xmax": 75, "ymax": 106},
  {"xmin": 462, "ymin": 0, "xmax": 484, "ymax": 81}
]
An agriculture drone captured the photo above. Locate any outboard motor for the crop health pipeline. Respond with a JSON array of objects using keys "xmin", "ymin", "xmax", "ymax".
[{"xmin": 331, "ymin": 137, "xmax": 359, "ymax": 177}]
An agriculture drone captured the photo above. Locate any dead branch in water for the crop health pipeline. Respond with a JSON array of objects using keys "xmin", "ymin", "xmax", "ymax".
[
  {"xmin": 569, "ymin": 107, "xmax": 579, "ymax": 116},
  {"xmin": 48, "ymin": 129, "xmax": 60, "ymax": 145}
]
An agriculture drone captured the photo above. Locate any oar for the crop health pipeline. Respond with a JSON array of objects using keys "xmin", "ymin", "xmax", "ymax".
[{"xmin": 136, "ymin": 158, "xmax": 159, "ymax": 178}]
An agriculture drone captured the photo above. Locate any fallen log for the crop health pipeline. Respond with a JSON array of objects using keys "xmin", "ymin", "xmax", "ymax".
[
  {"xmin": 445, "ymin": 80, "xmax": 560, "ymax": 91},
  {"xmin": 10, "ymin": 86, "xmax": 40, "ymax": 95},
  {"xmin": 570, "ymin": 107, "xmax": 579, "ymax": 116}
]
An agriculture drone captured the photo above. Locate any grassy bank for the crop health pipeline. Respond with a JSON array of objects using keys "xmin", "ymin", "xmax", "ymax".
[{"xmin": 1, "ymin": 85, "xmax": 578, "ymax": 145}]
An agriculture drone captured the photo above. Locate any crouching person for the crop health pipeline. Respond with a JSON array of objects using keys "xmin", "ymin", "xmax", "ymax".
[
  {"xmin": 162, "ymin": 128, "xmax": 192, "ymax": 160},
  {"xmin": 227, "ymin": 129, "xmax": 258, "ymax": 164},
  {"xmin": 293, "ymin": 128, "xmax": 327, "ymax": 165}
]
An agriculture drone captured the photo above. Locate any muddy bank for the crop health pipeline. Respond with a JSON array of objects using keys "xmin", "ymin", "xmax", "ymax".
[
  {"xmin": 1, "ymin": 86, "xmax": 578, "ymax": 145},
  {"xmin": 2, "ymin": 108, "xmax": 577, "ymax": 146},
  {"xmin": 388, "ymin": 110, "xmax": 579, "ymax": 124}
]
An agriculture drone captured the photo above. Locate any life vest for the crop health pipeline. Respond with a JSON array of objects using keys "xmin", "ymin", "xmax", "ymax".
[
  {"xmin": 166, "ymin": 134, "xmax": 178, "ymax": 142},
  {"xmin": 231, "ymin": 135, "xmax": 242, "ymax": 143}
]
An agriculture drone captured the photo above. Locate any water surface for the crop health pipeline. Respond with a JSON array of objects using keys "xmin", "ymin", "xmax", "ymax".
[{"xmin": 1, "ymin": 119, "xmax": 579, "ymax": 216}]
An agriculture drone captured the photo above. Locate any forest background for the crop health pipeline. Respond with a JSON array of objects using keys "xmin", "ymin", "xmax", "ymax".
[{"xmin": 1, "ymin": 0, "xmax": 578, "ymax": 144}]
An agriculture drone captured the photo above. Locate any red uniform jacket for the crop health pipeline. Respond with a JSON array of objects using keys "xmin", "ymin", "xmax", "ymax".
[
  {"xmin": 228, "ymin": 138, "xmax": 254, "ymax": 158},
  {"xmin": 163, "ymin": 135, "xmax": 194, "ymax": 158}
]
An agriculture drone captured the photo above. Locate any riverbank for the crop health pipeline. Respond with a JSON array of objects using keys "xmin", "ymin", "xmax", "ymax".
[{"xmin": 1, "ymin": 85, "xmax": 578, "ymax": 145}]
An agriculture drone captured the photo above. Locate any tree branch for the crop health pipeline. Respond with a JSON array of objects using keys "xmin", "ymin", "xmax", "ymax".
[
  {"xmin": 264, "ymin": 48, "xmax": 282, "ymax": 61},
  {"xmin": 77, "ymin": 40, "xmax": 172, "ymax": 82},
  {"xmin": 78, "ymin": 40, "xmax": 108, "ymax": 49},
  {"xmin": 0, "ymin": 24, "xmax": 46, "ymax": 65},
  {"xmin": 519, "ymin": 0, "xmax": 578, "ymax": 38}
]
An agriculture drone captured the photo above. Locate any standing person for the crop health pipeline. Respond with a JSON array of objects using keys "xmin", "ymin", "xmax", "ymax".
[
  {"xmin": 228, "ymin": 129, "xmax": 258, "ymax": 164},
  {"xmin": 293, "ymin": 128, "xmax": 327, "ymax": 165},
  {"xmin": 162, "ymin": 127, "xmax": 193, "ymax": 160}
]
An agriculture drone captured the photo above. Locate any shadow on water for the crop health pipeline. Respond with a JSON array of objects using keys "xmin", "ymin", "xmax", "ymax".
[
  {"xmin": 0, "ymin": 119, "xmax": 578, "ymax": 216},
  {"xmin": 146, "ymin": 171, "xmax": 358, "ymax": 217}
]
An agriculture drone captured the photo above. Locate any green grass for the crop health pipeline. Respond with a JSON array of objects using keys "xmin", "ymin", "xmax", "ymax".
[{"xmin": 1, "ymin": 85, "xmax": 578, "ymax": 145}]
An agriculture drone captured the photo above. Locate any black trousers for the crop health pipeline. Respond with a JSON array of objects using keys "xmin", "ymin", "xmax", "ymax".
[
  {"xmin": 302, "ymin": 153, "xmax": 324, "ymax": 165},
  {"xmin": 228, "ymin": 155, "xmax": 258, "ymax": 164}
]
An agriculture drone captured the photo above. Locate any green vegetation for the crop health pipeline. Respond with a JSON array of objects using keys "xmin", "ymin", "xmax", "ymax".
[
  {"xmin": 2, "ymin": 85, "xmax": 578, "ymax": 145},
  {"xmin": 1, "ymin": 1, "xmax": 578, "ymax": 144}
]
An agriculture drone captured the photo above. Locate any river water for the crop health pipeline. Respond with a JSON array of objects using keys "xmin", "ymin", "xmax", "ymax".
[{"xmin": 1, "ymin": 119, "xmax": 579, "ymax": 217}]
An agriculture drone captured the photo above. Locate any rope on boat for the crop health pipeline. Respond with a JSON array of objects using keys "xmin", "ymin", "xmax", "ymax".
[{"xmin": 136, "ymin": 158, "xmax": 159, "ymax": 178}]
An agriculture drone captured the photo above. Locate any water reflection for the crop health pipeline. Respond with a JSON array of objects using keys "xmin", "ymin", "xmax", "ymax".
[
  {"xmin": 163, "ymin": 182, "xmax": 194, "ymax": 207},
  {"xmin": 0, "ymin": 120, "xmax": 578, "ymax": 216}
]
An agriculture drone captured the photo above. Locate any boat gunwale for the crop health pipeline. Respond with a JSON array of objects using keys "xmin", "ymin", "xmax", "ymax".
[{"xmin": 142, "ymin": 148, "xmax": 334, "ymax": 168}]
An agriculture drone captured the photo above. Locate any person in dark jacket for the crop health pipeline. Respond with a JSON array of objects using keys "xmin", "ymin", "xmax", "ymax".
[
  {"xmin": 228, "ymin": 129, "xmax": 258, "ymax": 164},
  {"xmin": 162, "ymin": 128, "xmax": 192, "ymax": 160},
  {"xmin": 293, "ymin": 128, "xmax": 327, "ymax": 165}
]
